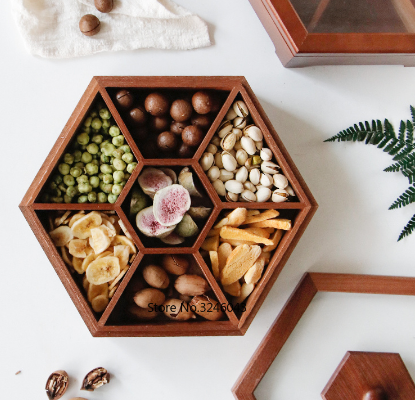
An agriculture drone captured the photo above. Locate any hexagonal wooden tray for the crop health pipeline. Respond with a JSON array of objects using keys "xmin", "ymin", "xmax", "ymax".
[{"xmin": 19, "ymin": 76, "xmax": 317, "ymax": 337}]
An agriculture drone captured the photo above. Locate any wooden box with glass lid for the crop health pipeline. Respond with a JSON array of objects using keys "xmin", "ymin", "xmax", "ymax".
[
  {"xmin": 20, "ymin": 76, "xmax": 317, "ymax": 337},
  {"xmin": 249, "ymin": 0, "xmax": 415, "ymax": 67}
]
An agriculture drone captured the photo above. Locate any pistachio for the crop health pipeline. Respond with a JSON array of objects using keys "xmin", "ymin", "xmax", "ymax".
[
  {"xmin": 256, "ymin": 187, "xmax": 272, "ymax": 202},
  {"xmin": 260, "ymin": 173, "xmax": 273, "ymax": 187},
  {"xmin": 217, "ymin": 120, "xmax": 233, "ymax": 138},
  {"xmin": 286, "ymin": 185, "xmax": 295, "ymax": 196},
  {"xmin": 260, "ymin": 148, "xmax": 273, "ymax": 161},
  {"xmin": 272, "ymin": 189, "xmax": 289, "ymax": 202},
  {"xmin": 200, "ymin": 152, "xmax": 214, "ymax": 171},
  {"xmin": 235, "ymin": 166, "xmax": 249, "ymax": 183},
  {"xmin": 236, "ymin": 149, "xmax": 248, "ymax": 165},
  {"xmin": 232, "ymin": 128, "xmax": 243, "ymax": 140},
  {"xmin": 219, "ymin": 169, "xmax": 234, "ymax": 182},
  {"xmin": 261, "ymin": 160, "xmax": 280, "ymax": 174},
  {"xmin": 46, "ymin": 370, "xmax": 69, "ymax": 400},
  {"xmin": 245, "ymin": 125, "xmax": 263, "ymax": 141},
  {"xmin": 255, "ymin": 140, "xmax": 263, "ymax": 150},
  {"xmin": 222, "ymin": 152, "xmax": 238, "ymax": 172},
  {"xmin": 206, "ymin": 144, "xmax": 218, "ymax": 154},
  {"xmin": 229, "ymin": 148, "xmax": 236, "ymax": 158},
  {"xmin": 252, "ymin": 155, "xmax": 262, "ymax": 165},
  {"xmin": 220, "ymin": 132, "xmax": 237, "ymax": 151},
  {"xmin": 214, "ymin": 152, "xmax": 224, "ymax": 169},
  {"xmin": 240, "ymin": 136, "xmax": 256, "ymax": 155},
  {"xmin": 234, "ymin": 140, "xmax": 243, "ymax": 151},
  {"xmin": 233, "ymin": 100, "xmax": 249, "ymax": 118},
  {"xmin": 244, "ymin": 157, "xmax": 260, "ymax": 171},
  {"xmin": 243, "ymin": 181, "xmax": 257, "ymax": 192},
  {"xmin": 226, "ymin": 191, "xmax": 239, "ymax": 202},
  {"xmin": 225, "ymin": 180, "xmax": 244, "ymax": 194},
  {"xmin": 225, "ymin": 107, "xmax": 238, "ymax": 120},
  {"xmin": 213, "ymin": 179, "xmax": 226, "ymax": 196},
  {"xmin": 233, "ymin": 117, "xmax": 246, "ymax": 130},
  {"xmin": 273, "ymin": 173, "xmax": 289, "ymax": 189},
  {"xmin": 249, "ymin": 169, "xmax": 261, "ymax": 185},
  {"xmin": 174, "ymin": 274, "xmax": 210, "ymax": 296},
  {"xmin": 207, "ymin": 166, "xmax": 221, "ymax": 181},
  {"xmin": 211, "ymin": 135, "xmax": 221, "ymax": 147},
  {"xmin": 81, "ymin": 367, "xmax": 110, "ymax": 391},
  {"xmin": 240, "ymin": 189, "xmax": 256, "ymax": 202}
]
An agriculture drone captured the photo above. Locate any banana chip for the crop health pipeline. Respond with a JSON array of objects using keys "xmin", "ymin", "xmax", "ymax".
[
  {"xmin": 50, "ymin": 226, "xmax": 73, "ymax": 247},
  {"xmin": 111, "ymin": 235, "xmax": 136, "ymax": 254},
  {"xmin": 86, "ymin": 256, "xmax": 120, "ymax": 285},
  {"xmin": 91, "ymin": 295, "xmax": 109, "ymax": 313},
  {"xmin": 68, "ymin": 239, "xmax": 89, "ymax": 258},
  {"xmin": 90, "ymin": 227, "xmax": 112, "ymax": 255},
  {"xmin": 87, "ymin": 283, "xmax": 109, "ymax": 302},
  {"xmin": 114, "ymin": 245, "xmax": 129, "ymax": 269},
  {"xmin": 71, "ymin": 211, "xmax": 102, "ymax": 239}
]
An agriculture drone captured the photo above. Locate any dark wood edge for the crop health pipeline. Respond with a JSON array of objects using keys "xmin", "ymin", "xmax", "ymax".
[{"xmin": 232, "ymin": 272, "xmax": 415, "ymax": 399}]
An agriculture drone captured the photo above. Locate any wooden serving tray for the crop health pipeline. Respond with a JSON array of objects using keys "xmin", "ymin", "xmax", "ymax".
[
  {"xmin": 19, "ymin": 76, "xmax": 317, "ymax": 337},
  {"xmin": 249, "ymin": 0, "xmax": 415, "ymax": 67}
]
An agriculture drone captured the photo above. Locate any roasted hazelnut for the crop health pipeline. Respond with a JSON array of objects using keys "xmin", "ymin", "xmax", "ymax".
[
  {"xmin": 45, "ymin": 370, "xmax": 69, "ymax": 400},
  {"xmin": 150, "ymin": 116, "xmax": 170, "ymax": 132},
  {"xmin": 144, "ymin": 92, "xmax": 169, "ymax": 117},
  {"xmin": 182, "ymin": 125, "xmax": 204, "ymax": 147},
  {"xmin": 170, "ymin": 99, "xmax": 193, "ymax": 122},
  {"xmin": 129, "ymin": 106, "xmax": 147, "ymax": 126},
  {"xmin": 81, "ymin": 367, "xmax": 110, "ymax": 391},
  {"xmin": 192, "ymin": 91, "xmax": 213, "ymax": 114},
  {"xmin": 94, "ymin": 0, "xmax": 113, "ymax": 13},
  {"xmin": 161, "ymin": 254, "xmax": 189, "ymax": 275},
  {"xmin": 79, "ymin": 14, "xmax": 101, "ymax": 36},
  {"xmin": 115, "ymin": 89, "xmax": 133, "ymax": 109},
  {"xmin": 177, "ymin": 143, "xmax": 193, "ymax": 158},
  {"xmin": 170, "ymin": 121, "xmax": 188, "ymax": 136},
  {"xmin": 191, "ymin": 114, "xmax": 211, "ymax": 130},
  {"xmin": 157, "ymin": 131, "xmax": 178, "ymax": 152}
]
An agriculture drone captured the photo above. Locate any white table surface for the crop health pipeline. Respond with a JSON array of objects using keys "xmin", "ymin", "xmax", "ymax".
[{"xmin": 2, "ymin": 1, "xmax": 415, "ymax": 399}]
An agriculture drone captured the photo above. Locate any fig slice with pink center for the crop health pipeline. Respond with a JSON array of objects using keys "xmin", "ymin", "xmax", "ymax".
[
  {"xmin": 136, "ymin": 206, "xmax": 176, "ymax": 238},
  {"xmin": 138, "ymin": 167, "xmax": 172, "ymax": 199},
  {"xmin": 153, "ymin": 184, "xmax": 191, "ymax": 226}
]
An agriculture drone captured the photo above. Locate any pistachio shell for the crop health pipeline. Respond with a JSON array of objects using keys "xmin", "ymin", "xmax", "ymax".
[
  {"xmin": 213, "ymin": 179, "xmax": 226, "ymax": 196},
  {"xmin": 240, "ymin": 136, "xmax": 256, "ymax": 155},
  {"xmin": 241, "ymin": 190, "xmax": 256, "ymax": 202},
  {"xmin": 200, "ymin": 152, "xmax": 214, "ymax": 171},
  {"xmin": 256, "ymin": 187, "xmax": 272, "ymax": 202},
  {"xmin": 224, "ymin": 180, "xmax": 244, "ymax": 194},
  {"xmin": 273, "ymin": 174, "xmax": 289, "ymax": 189},
  {"xmin": 222, "ymin": 152, "xmax": 238, "ymax": 172}
]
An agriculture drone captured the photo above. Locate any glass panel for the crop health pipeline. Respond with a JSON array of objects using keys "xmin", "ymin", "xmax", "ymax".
[{"xmin": 289, "ymin": 0, "xmax": 415, "ymax": 33}]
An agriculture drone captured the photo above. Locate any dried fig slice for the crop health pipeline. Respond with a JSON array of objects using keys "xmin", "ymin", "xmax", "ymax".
[
  {"xmin": 178, "ymin": 167, "xmax": 203, "ymax": 197},
  {"xmin": 138, "ymin": 167, "xmax": 172, "ymax": 199},
  {"xmin": 45, "ymin": 370, "xmax": 69, "ymax": 400},
  {"xmin": 81, "ymin": 367, "xmax": 110, "ymax": 391},
  {"xmin": 136, "ymin": 206, "xmax": 176, "ymax": 238}
]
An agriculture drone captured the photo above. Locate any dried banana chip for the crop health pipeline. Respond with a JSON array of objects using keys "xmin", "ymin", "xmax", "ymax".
[
  {"xmin": 111, "ymin": 235, "xmax": 136, "ymax": 254},
  {"xmin": 55, "ymin": 211, "xmax": 71, "ymax": 227},
  {"xmin": 114, "ymin": 245, "xmax": 129, "ymax": 269},
  {"xmin": 71, "ymin": 211, "xmax": 102, "ymax": 239},
  {"xmin": 86, "ymin": 256, "xmax": 120, "ymax": 285},
  {"xmin": 50, "ymin": 226, "xmax": 73, "ymax": 247},
  {"xmin": 118, "ymin": 219, "xmax": 133, "ymax": 240},
  {"xmin": 73, "ymin": 257, "xmax": 84, "ymax": 274},
  {"xmin": 68, "ymin": 239, "xmax": 89, "ymax": 258},
  {"xmin": 82, "ymin": 253, "xmax": 97, "ymax": 272},
  {"xmin": 209, "ymin": 251, "xmax": 219, "ymax": 279},
  {"xmin": 87, "ymin": 283, "xmax": 109, "ymax": 302},
  {"xmin": 90, "ymin": 227, "xmax": 112, "ymax": 255},
  {"xmin": 91, "ymin": 294, "xmax": 109, "ymax": 313},
  {"xmin": 60, "ymin": 246, "xmax": 72, "ymax": 267},
  {"xmin": 108, "ymin": 268, "xmax": 127, "ymax": 291},
  {"xmin": 68, "ymin": 212, "xmax": 84, "ymax": 228}
]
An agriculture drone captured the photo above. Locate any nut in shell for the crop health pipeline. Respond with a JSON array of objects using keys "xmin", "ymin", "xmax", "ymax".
[
  {"xmin": 213, "ymin": 179, "xmax": 226, "ymax": 196},
  {"xmin": 272, "ymin": 189, "xmax": 289, "ymax": 202},
  {"xmin": 226, "ymin": 191, "xmax": 239, "ymax": 202},
  {"xmin": 200, "ymin": 152, "xmax": 214, "ymax": 171},
  {"xmin": 222, "ymin": 152, "xmax": 238, "ymax": 172},
  {"xmin": 243, "ymin": 181, "xmax": 257, "ymax": 192},
  {"xmin": 240, "ymin": 136, "xmax": 256, "ymax": 155},
  {"xmin": 233, "ymin": 101, "xmax": 249, "ymax": 118},
  {"xmin": 236, "ymin": 149, "xmax": 248, "ymax": 165},
  {"xmin": 235, "ymin": 166, "xmax": 248, "ymax": 183},
  {"xmin": 81, "ymin": 367, "xmax": 110, "ymax": 391},
  {"xmin": 241, "ymin": 189, "xmax": 256, "ymax": 202},
  {"xmin": 260, "ymin": 148, "xmax": 273, "ymax": 161},
  {"xmin": 244, "ymin": 125, "xmax": 263, "ymax": 142},
  {"xmin": 46, "ymin": 370, "xmax": 69, "ymax": 400},
  {"xmin": 219, "ymin": 169, "xmax": 234, "ymax": 182},
  {"xmin": 261, "ymin": 161, "xmax": 280, "ymax": 174},
  {"xmin": 225, "ymin": 180, "xmax": 244, "ymax": 194},
  {"xmin": 217, "ymin": 120, "xmax": 233, "ymax": 138},
  {"xmin": 220, "ymin": 132, "xmax": 237, "ymax": 151},
  {"xmin": 233, "ymin": 117, "xmax": 247, "ymax": 130},
  {"xmin": 273, "ymin": 173, "xmax": 289, "ymax": 189},
  {"xmin": 249, "ymin": 168, "xmax": 261, "ymax": 185},
  {"xmin": 207, "ymin": 166, "xmax": 220, "ymax": 182},
  {"xmin": 260, "ymin": 173, "xmax": 273, "ymax": 187},
  {"xmin": 206, "ymin": 144, "xmax": 218, "ymax": 154},
  {"xmin": 256, "ymin": 187, "xmax": 272, "ymax": 202},
  {"xmin": 214, "ymin": 152, "xmax": 224, "ymax": 169}
]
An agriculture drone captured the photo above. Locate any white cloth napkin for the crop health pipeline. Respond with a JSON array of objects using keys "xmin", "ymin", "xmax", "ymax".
[{"xmin": 11, "ymin": 0, "xmax": 211, "ymax": 58}]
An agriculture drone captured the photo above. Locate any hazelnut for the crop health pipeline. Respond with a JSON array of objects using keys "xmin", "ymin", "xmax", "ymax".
[
  {"xmin": 79, "ymin": 14, "xmax": 101, "ymax": 36},
  {"xmin": 191, "ymin": 114, "xmax": 211, "ymax": 130},
  {"xmin": 170, "ymin": 121, "xmax": 188, "ymax": 136},
  {"xmin": 157, "ymin": 131, "xmax": 178, "ymax": 152},
  {"xmin": 177, "ymin": 143, "xmax": 193, "ymax": 158},
  {"xmin": 94, "ymin": 0, "xmax": 113, "ymax": 13},
  {"xmin": 161, "ymin": 255, "xmax": 189, "ymax": 275},
  {"xmin": 144, "ymin": 92, "xmax": 170, "ymax": 117},
  {"xmin": 170, "ymin": 99, "xmax": 193, "ymax": 122},
  {"xmin": 129, "ymin": 106, "xmax": 147, "ymax": 126},
  {"xmin": 192, "ymin": 91, "xmax": 213, "ymax": 114},
  {"xmin": 115, "ymin": 89, "xmax": 133, "ymax": 109},
  {"xmin": 182, "ymin": 125, "xmax": 204, "ymax": 147},
  {"xmin": 150, "ymin": 116, "xmax": 170, "ymax": 132}
]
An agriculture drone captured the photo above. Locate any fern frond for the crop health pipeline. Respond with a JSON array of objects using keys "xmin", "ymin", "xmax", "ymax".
[
  {"xmin": 402, "ymin": 167, "xmax": 415, "ymax": 184},
  {"xmin": 398, "ymin": 214, "xmax": 415, "ymax": 241},
  {"xmin": 398, "ymin": 120, "xmax": 406, "ymax": 142},
  {"xmin": 384, "ymin": 152, "xmax": 415, "ymax": 172},
  {"xmin": 393, "ymin": 144, "xmax": 414, "ymax": 161},
  {"xmin": 406, "ymin": 120, "xmax": 414, "ymax": 144},
  {"xmin": 411, "ymin": 105, "xmax": 415, "ymax": 128},
  {"xmin": 389, "ymin": 185, "xmax": 415, "ymax": 209},
  {"xmin": 384, "ymin": 119, "xmax": 396, "ymax": 137}
]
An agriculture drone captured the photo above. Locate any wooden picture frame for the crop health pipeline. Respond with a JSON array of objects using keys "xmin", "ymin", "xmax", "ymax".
[{"xmin": 20, "ymin": 76, "xmax": 317, "ymax": 337}]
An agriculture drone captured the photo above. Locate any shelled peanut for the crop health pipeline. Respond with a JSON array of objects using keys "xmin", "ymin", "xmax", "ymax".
[
  {"xmin": 48, "ymin": 210, "xmax": 137, "ymax": 313},
  {"xmin": 202, "ymin": 208, "xmax": 290, "ymax": 305},
  {"xmin": 128, "ymin": 255, "xmax": 224, "ymax": 322},
  {"xmin": 200, "ymin": 100, "xmax": 295, "ymax": 202}
]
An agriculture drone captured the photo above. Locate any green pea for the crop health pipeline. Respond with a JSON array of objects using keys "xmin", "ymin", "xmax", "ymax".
[
  {"xmin": 113, "ymin": 159, "xmax": 126, "ymax": 171},
  {"xmin": 63, "ymin": 153, "xmax": 74, "ymax": 165},
  {"xmin": 83, "ymin": 126, "xmax": 91, "ymax": 134},
  {"xmin": 100, "ymin": 182, "xmax": 113, "ymax": 194},
  {"xmin": 112, "ymin": 149, "xmax": 124, "ymax": 159},
  {"xmin": 108, "ymin": 193, "xmax": 118, "ymax": 204},
  {"xmin": 66, "ymin": 186, "xmax": 77, "ymax": 197},
  {"xmin": 102, "ymin": 119, "xmax": 111, "ymax": 129},
  {"xmin": 78, "ymin": 195, "xmax": 88, "ymax": 203},
  {"xmin": 63, "ymin": 175, "xmax": 75, "ymax": 186},
  {"xmin": 64, "ymin": 194, "xmax": 72, "ymax": 203},
  {"xmin": 88, "ymin": 192, "xmax": 97, "ymax": 203},
  {"xmin": 103, "ymin": 174, "xmax": 113, "ymax": 184},
  {"xmin": 122, "ymin": 153, "xmax": 134, "ymax": 164},
  {"xmin": 90, "ymin": 111, "xmax": 98, "ymax": 118},
  {"xmin": 70, "ymin": 167, "xmax": 82, "ymax": 178},
  {"xmin": 100, "ymin": 164, "xmax": 113, "ymax": 174},
  {"xmin": 77, "ymin": 132, "xmax": 89, "ymax": 145},
  {"xmin": 98, "ymin": 173, "xmax": 105, "ymax": 181},
  {"xmin": 99, "ymin": 108, "xmax": 111, "ymax": 120},
  {"xmin": 85, "ymin": 163, "xmax": 99, "ymax": 175},
  {"xmin": 77, "ymin": 175, "xmax": 89, "ymax": 185},
  {"xmin": 41, "ymin": 193, "xmax": 50, "ymax": 203},
  {"xmin": 73, "ymin": 150, "xmax": 82, "ymax": 162},
  {"xmin": 58, "ymin": 163, "xmax": 70, "ymax": 175},
  {"xmin": 97, "ymin": 192, "xmax": 107, "ymax": 203},
  {"xmin": 123, "ymin": 172, "xmax": 131, "ymax": 181},
  {"xmin": 113, "ymin": 170, "xmax": 124, "ymax": 183},
  {"xmin": 53, "ymin": 175, "xmax": 63, "ymax": 185},
  {"xmin": 78, "ymin": 182, "xmax": 92, "ymax": 194},
  {"xmin": 87, "ymin": 143, "xmax": 99, "ymax": 155},
  {"xmin": 74, "ymin": 162, "xmax": 85, "ymax": 169},
  {"xmin": 91, "ymin": 117, "xmax": 102, "ymax": 130},
  {"xmin": 127, "ymin": 162, "xmax": 137, "ymax": 174},
  {"xmin": 81, "ymin": 152, "xmax": 93, "ymax": 164},
  {"xmin": 91, "ymin": 159, "xmax": 99, "ymax": 166},
  {"xmin": 112, "ymin": 184, "xmax": 123, "ymax": 196},
  {"xmin": 49, "ymin": 182, "xmax": 57, "ymax": 191},
  {"xmin": 90, "ymin": 176, "xmax": 100, "ymax": 188},
  {"xmin": 58, "ymin": 183, "xmax": 67, "ymax": 193},
  {"xmin": 51, "ymin": 196, "xmax": 63, "ymax": 203},
  {"xmin": 119, "ymin": 145, "xmax": 131, "ymax": 154},
  {"xmin": 100, "ymin": 154, "xmax": 110, "ymax": 164},
  {"xmin": 112, "ymin": 135, "xmax": 124, "ymax": 147},
  {"xmin": 101, "ymin": 142, "xmax": 116, "ymax": 157},
  {"xmin": 109, "ymin": 126, "xmax": 120, "ymax": 137},
  {"xmin": 91, "ymin": 134, "xmax": 103, "ymax": 145},
  {"xmin": 84, "ymin": 116, "xmax": 92, "ymax": 127}
]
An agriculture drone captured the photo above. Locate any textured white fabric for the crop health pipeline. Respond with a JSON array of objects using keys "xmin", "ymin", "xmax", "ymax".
[{"xmin": 11, "ymin": 0, "xmax": 211, "ymax": 58}]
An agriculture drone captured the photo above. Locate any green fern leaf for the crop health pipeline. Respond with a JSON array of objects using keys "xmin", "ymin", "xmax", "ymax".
[
  {"xmin": 393, "ymin": 144, "xmax": 414, "ymax": 161},
  {"xmin": 384, "ymin": 119, "xmax": 396, "ymax": 137},
  {"xmin": 402, "ymin": 167, "xmax": 415, "ymax": 184},
  {"xmin": 411, "ymin": 105, "xmax": 415, "ymax": 128},
  {"xmin": 398, "ymin": 213, "xmax": 415, "ymax": 241},
  {"xmin": 383, "ymin": 138, "xmax": 398, "ymax": 153},
  {"xmin": 398, "ymin": 120, "xmax": 406, "ymax": 142},
  {"xmin": 384, "ymin": 163, "xmax": 403, "ymax": 172},
  {"xmin": 406, "ymin": 120, "xmax": 414, "ymax": 144},
  {"xmin": 388, "ymin": 141, "xmax": 406, "ymax": 156},
  {"xmin": 389, "ymin": 185, "xmax": 415, "ymax": 209},
  {"xmin": 384, "ymin": 153, "xmax": 415, "ymax": 172}
]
